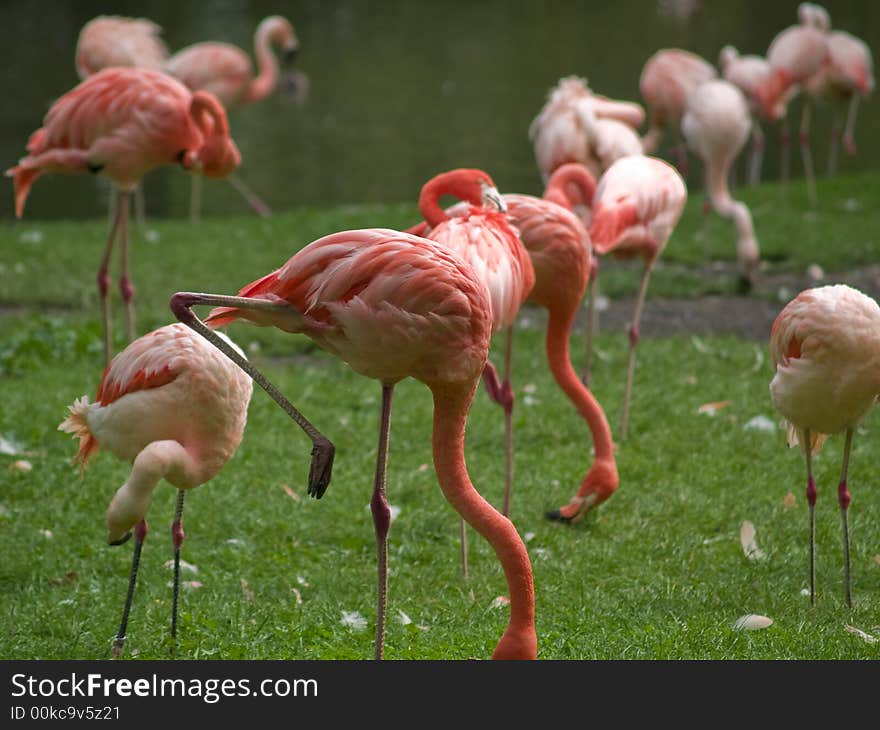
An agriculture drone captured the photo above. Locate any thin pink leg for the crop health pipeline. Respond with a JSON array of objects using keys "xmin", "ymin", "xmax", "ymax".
[
  {"xmin": 800, "ymin": 99, "xmax": 817, "ymax": 206},
  {"xmin": 803, "ymin": 428, "xmax": 817, "ymax": 605},
  {"xmin": 620, "ymin": 262, "xmax": 653, "ymax": 441},
  {"xmin": 371, "ymin": 384, "xmax": 394, "ymax": 660},
  {"xmin": 116, "ymin": 191, "xmax": 135, "ymax": 342},
  {"xmin": 97, "ymin": 191, "xmax": 125, "ymax": 365},
  {"xmin": 837, "ymin": 428, "xmax": 854, "ymax": 608}
]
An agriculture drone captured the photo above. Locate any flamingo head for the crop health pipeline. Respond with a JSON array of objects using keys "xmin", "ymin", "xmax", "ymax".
[
  {"xmin": 189, "ymin": 92, "xmax": 241, "ymax": 178},
  {"xmin": 419, "ymin": 168, "xmax": 505, "ymax": 226}
]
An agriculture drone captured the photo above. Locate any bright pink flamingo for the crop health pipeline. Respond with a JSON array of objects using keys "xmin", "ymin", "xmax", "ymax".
[
  {"xmin": 588, "ymin": 155, "xmax": 687, "ymax": 440},
  {"xmin": 171, "ymin": 228, "xmax": 538, "ymax": 660},
  {"xmin": 7, "ymin": 67, "xmax": 241, "ymax": 365},
  {"xmin": 164, "ymin": 15, "xmax": 300, "ymax": 220},
  {"xmin": 413, "ymin": 169, "xmax": 535, "ymax": 523},
  {"xmin": 530, "ymin": 76, "xmax": 645, "ymax": 183},
  {"xmin": 719, "ymin": 46, "xmax": 774, "ymax": 185},
  {"xmin": 59, "ymin": 323, "xmax": 253, "ymax": 656},
  {"xmin": 754, "ymin": 3, "xmax": 830, "ymax": 204},
  {"xmin": 681, "ymin": 79, "xmax": 761, "ymax": 287},
  {"xmin": 75, "ymin": 15, "xmax": 169, "ymax": 79},
  {"xmin": 770, "ymin": 284, "xmax": 880, "ymax": 607},
  {"xmin": 639, "ymin": 48, "xmax": 717, "ymax": 175}
]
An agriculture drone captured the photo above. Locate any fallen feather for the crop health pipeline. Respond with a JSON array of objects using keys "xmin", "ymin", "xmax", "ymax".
[
  {"xmin": 490, "ymin": 596, "xmax": 510, "ymax": 609},
  {"xmin": 783, "ymin": 492, "xmax": 797, "ymax": 510},
  {"xmin": 19, "ymin": 230, "xmax": 43, "ymax": 244},
  {"xmin": 733, "ymin": 614, "xmax": 773, "ymax": 631},
  {"xmin": 523, "ymin": 395, "xmax": 540, "ymax": 407},
  {"xmin": 690, "ymin": 336, "xmax": 710, "ymax": 354},
  {"xmin": 225, "ymin": 538, "xmax": 244, "ymax": 546},
  {"xmin": 417, "ymin": 463, "xmax": 430, "ymax": 472},
  {"xmin": 750, "ymin": 347, "xmax": 765, "ymax": 374},
  {"xmin": 397, "ymin": 610, "xmax": 413, "ymax": 626},
  {"xmin": 743, "ymin": 415, "xmax": 776, "ymax": 432},
  {"xmin": 11, "ymin": 460, "xmax": 32, "ymax": 472},
  {"xmin": 844, "ymin": 624, "xmax": 878, "ymax": 644},
  {"xmin": 698, "ymin": 401, "xmax": 730, "ymax": 416},
  {"xmin": 523, "ymin": 532, "xmax": 535, "ymax": 543},
  {"xmin": 806, "ymin": 264, "xmax": 824, "ymax": 282},
  {"xmin": 341, "ymin": 610, "xmax": 368, "ymax": 632},
  {"xmin": 522, "ymin": 383, "xmax": 537, "ymax": 394},
  {"xmin": 143, "ymin": 229, "xmax": 160, "ymax": 243},
  {"xmin": 740, "ymin": 521, "xmax": 767, "ymax": 561},
  {"xmin": 290, "ymin": 588, "xmax": 302, "ymax": 605},
  {"xmin": 39, "ymin": 529, "xmax": 53, "ymax": 539},
  {"xmin": 163, "ymin": 559, "xmax": 198, "ymax": 573},
  {"xmin": 800, "ymin": 588, "xmax": 811, "ymax": 597},
  {"xmin": 169, "ymin": 580, "xmax": 202, "ymax": 590},
  {"xmin": 282, "ymin": 485, "xmax": 300, "ymax": 502}
]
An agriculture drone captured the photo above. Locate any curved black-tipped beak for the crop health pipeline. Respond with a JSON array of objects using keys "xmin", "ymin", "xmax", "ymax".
[
  {"xmin": 109, "ymin": 531, "xmax": 133, "ymax": 546},
  {"xmin": 282, "ymin": 46, "xmax": 299, "ymax": 66},
  {"xmin": 544, "ymin": 509, "xmax": 572, "ymax": 524}
]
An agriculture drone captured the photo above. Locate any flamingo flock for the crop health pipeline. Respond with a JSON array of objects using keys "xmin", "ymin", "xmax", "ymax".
[{"xmin": 6, "ymin": 5, "xmax": 877, "ymax": 661}]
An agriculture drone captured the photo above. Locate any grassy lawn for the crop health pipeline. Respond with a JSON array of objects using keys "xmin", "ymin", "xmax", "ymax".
[{"xmin": 1, "ymin": 173, "xmax": 878, "ymax": 660}]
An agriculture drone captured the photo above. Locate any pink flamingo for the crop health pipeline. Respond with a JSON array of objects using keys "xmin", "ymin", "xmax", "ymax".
[
  {"xmin": 171, "ymin": 228, "xmax": 538, "ymax": 661},
  {"xmin": 754, "ymin": 3, "xmax": 830, "ymax": 204},
  {"xmin": 407, "ymin": 167, "xmax": 618, "ymax": 524},
  {"xmin": 414, "ymin": 169, "xmax": 535, "ymax": 523},
  {"xmin": 75, "ymin": 15, "xmax": 169, "ymax": 79},
  {"xmin": 7, "ymin": 67, "xmax": 241, "ymax": 365},
  {"xmin": 588, "ymin": 155, "xmax": 687, "ymax": 440},
  {"xmin": 681, "ymin": 79, "xmax": 761, "ymax": 287},
  {"xmin": 530, "ymin": 76, "xmax": 645, "ymax": 183},
  {"xmin": 803, "ymin": 29, "xmax": 874, "ymax": 175},
  {"xmin": 769, "ymin": 284, "xmax": 880, "ymax": 607},
  {"xmin": 164, "ymin": 15, "xmax": 300, "ymax": 220},
  {"xmin": 59, "ymin": 323, "xmax": 253, "ymax": 657},
  {"xmin": 719, "ymin": 45, "xmax": 774, "ymax": 185},
  {"xmin": 639, "ymin": 49, "xmax": 717, "ymax": 175}
]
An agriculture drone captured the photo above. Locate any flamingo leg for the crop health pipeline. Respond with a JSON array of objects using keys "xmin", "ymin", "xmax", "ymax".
[
  {"xmin": 134, "ymin": 183, "xmax": 146, "ymax": 230},
  {"xmin": 227, "ymin": 173, "xmax": 272, "ymax": 218},
  {"xmin": 803, "ymin": 428, "xmax": 817, "ymax": 606},
  {"xmin": 828, "ymin": 108, "xmax": 841, "ymax": 176},
  {"xmin": 171, "ymin": 293, "xmax": 335, "ymax": 498},
  {"xmin": 583, "ymin": 258, "xmax": 599, "ymax": 386},
  {"xmin": 371, "ymin": 384, "xmax": 394, "ymax": 660},
  {"xmin": 799, "ymin": 98, "xmax": 817, "ymax": 206},
  {"xmin": 459, "ymin": 518, "xmax": 469, "ymax": 581},
  {"xmin": 97, "ymin": 191, "xmax": 126, "ymax": 366},
  {"xmin": 748, "ymin": 122, "xmax": 765, "ymax": 186},
  {"xmin": 117, "ymin": 191, "xmax": 135, "ymax": 343},
  {"xmin": 780, "ymin": 116, "xmax": 791, "ymax": 191},
  {"xmin": 190, "ymin": 174, "xmax": 202, "ymax": 223},
  {"xmin": 837, "ymin": 428, "xmax": 854, "ymax": 609},
  {"xmin": 170, "ymin": 489, "xmax": 186, "ymax": 641},
  {"xmin": 501, "ymin": 326, "xmax": 515, "ymax": 518},
  {"xmin": 842, "ymin": 94, "xmax": 860, "ymax": 157},
  {"xmin": 620, "ymin": 261, "xmax": 653, "ymax": 441},
  {"xmin": 111, "ymin": 519, "xmax": 148, "ymax": 658}
]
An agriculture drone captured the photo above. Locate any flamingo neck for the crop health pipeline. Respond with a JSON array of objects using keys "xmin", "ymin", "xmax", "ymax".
[
  {"xmin": 418, "ymin": 176, "xmax": 473, "ymax": 228},
  {"xmin": 244, "ymin": 22, "xmax": 281, "ymax": 103},
  {"xmin": 429, "ymin": 380, "xmax": 536, "ymax": 658},
  {"xmin": 544, "ymin": 166, "xmax": 596, "ymax": 211}
]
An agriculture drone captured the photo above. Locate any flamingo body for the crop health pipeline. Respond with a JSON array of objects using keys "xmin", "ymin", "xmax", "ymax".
[
  {"xmin": 755, "ymin": 23, "xmax": 828, "ymax": 120},
  {"xmin": 75, "ymin": 15, "xmax": 169, "ymax": 79}
]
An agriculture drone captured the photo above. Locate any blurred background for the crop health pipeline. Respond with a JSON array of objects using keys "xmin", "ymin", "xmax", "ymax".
[{"xmin": 2, "ymin": 0, "xmax": 878, "ymax": 220}]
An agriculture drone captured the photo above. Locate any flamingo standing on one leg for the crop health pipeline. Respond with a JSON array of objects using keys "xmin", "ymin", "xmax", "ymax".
[
  {"xmin": 412, "ymin": 169, "xmax": 535, "ymax": 524},
  {"xmin": 639, "ymin": 49, "xmax": 717, "ymax": 176},
  {"xmin": 529, "ymin": 76, "xmax": 645, "ymax": 183},
  {"xmin": 769, "ymin": 284, "xmax": 880, "ymax": 607},
  {"xmin": 681, "ymin": 79, "xmax": 761, "ymax": 288},
  {"xmin": 754, "ymin": 3, "xmax": 829, "ymax": 204},
  {"xmin": 6, "ymin": 67, "xmax": 241, "ymax": 365},
  {"xmin": 719, "ymin": 46, "xmax": 774, "ymax": 185},
  {"xmin": 171, "ymin": 228, "xmax": 538, "ymax": 661},
  {"xmin": 588, "ymin": 155, "xmax": 687, "ymax": 440},
  {"xmin": 164, "ymin": 15, "xmax": 301, "ymax": 221},
  {"xmin": 58, "ymin": 323, "xmax": 253, "ymax": 657}
]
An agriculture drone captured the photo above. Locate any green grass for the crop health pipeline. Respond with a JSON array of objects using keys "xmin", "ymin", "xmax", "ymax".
[{"xmin": 1, "ymin": 174, "xmax": 879, "ymax": 660}]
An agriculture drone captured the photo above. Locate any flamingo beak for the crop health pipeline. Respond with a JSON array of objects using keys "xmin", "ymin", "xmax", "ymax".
[
  {"xmin": 482, "ymin": 184, "xmax": 507, "ymax": 213},
  {"xmin": 282, "ymin": 45, "xmax": 299, "ymax": 66},
  {"xmin": 109, "ymin": 531, "xmax": 132, "ymax": 546}
]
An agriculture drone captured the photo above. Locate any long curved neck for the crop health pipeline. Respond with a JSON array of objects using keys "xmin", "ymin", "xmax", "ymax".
[
  {"xmin": 544, "ymin": 166, "xmax": 596, "ymax": 210},
  {"xmin": 418, "ymin": 177, "xmax": 458, "ymax": 228},
  {"xmin": 544, "ymin": 307, "xmax": 615, "ymax": 464},
  {"xmin": 429, "ymin": 380, "xmax": 535, "ymax": 652},
  {"xmin": 244, "ymin": 22, "xmax": 281, "ymax": 103}
]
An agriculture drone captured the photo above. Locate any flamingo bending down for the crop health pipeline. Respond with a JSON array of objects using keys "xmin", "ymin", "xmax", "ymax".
[
  {"xmin": 165, "ymin": 15, "xmax": 300, "ymax": 221},
  {"xmin": 530, "ymin": 76, "xmax": 645, "ymax": 183},
  {"xmin": 75, "ymin": 15, "xmax": 169, "ymax": 79},
  {"xmin": 769, "ymin": 284, "xmax": 880, "ymax": 607},
  {"xmin": 58, "ymin": 323, "xmax": 253, "ymax": 656},
  {"xmin": 588, "ymin": 155, "xmax": 687, "ymax": 440},
  {"xmin": 6, "ymin": 67, "xmax": 241, "ymax": 365},
  {"xmin": 719, "ymin": 46, "xmax": 773, "ymax": 185},
  {"xmin": 171, "ymin": 228, "xmax": 537, "ymax": 660},
  {"xmin": 639, "ymin": 49, "xmax": 717, "ymax": 175},
  {"xmin": 754, "ymin": 3, "xmax": 829, "ymax": 203},
  {"xmin": 681, "ymin": 79, "xmax": 761, "ymax": 288}
]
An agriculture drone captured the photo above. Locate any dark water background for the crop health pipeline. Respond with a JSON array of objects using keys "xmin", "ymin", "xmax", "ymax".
[{"xmin": 2, "ymin": 0, "xmax": 878, "ymax": 220}]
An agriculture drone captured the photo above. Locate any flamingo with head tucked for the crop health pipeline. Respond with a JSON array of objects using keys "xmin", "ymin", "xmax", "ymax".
[
  {"xmin": 171, "ymin": 228, "xmax": 537, "ymax": 661},
  {"xmin": 6, "ymin": 67, "xmax": 240, "ymax": 364},
  {"xmin": 75, "ymin": 15, "xmax": 169, "ymax": 79}
]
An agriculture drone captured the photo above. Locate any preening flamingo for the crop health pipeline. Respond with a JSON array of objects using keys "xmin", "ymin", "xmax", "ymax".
[
  {"xmin": 413, "ymin": 169, "xmax": 535, "ymax": 523},
  {"xmin": 171, "ymin": 229, "xmax": 537, "ymax": 660},
  {"xmin": 639, "ymin": 48, "xmax": 717, "ymax": 175},
  {"xmin": 754, "ymin": 2, "xmax": 829, "ymax": 203},
  {"xmin": 530, "ymin": 76, "xmax": 645, "ymax": 183},
  {"xmin": 681, "ymin": 79, "xmax": 761, "ymax": 287},
  {"xmin": 58, "ymin": 323, "xmax": 253, "ymax": 656},
  {"xmin": 719, "ymin": 45, "xmax": 773, "ymax": 185},
  {"xmin": 164, "ymin": 15, "xmax": 301, "ymax": 220},
  {"xmin": 6, "ymin": 67, "xmax": 241, "ymax": 365},
  {"xmin": 769, "ymin": 284, "xmax": 880, "ymax": 607},
  {"xmin": 587, "ymin": 155, "xmax": 687, "ymax": 440},
  {"xmin": 75, "ymin": 15, "xmax": 169, "ymax": 79},
  {"xmin": 407, "ymin": 168, "xmax": 618, "ymax": 524}
]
